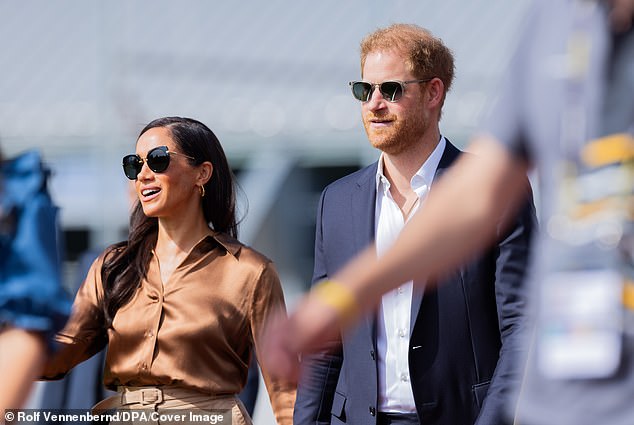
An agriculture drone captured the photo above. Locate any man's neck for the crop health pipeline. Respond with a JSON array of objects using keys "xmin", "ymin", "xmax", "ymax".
[{"xmin": 382, "ymin": 132, "xmax": 441, "ymax": 190}]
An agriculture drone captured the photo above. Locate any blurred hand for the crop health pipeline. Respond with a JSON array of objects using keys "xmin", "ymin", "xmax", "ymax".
[
  {"xmin": 607, "ymin": 0, "xmax": 634, "ymax": 32},
  {"xmin": 259, "ymin": 308, "xmax": 301, "ymax": 384},
  {"xmin": 259, "ymin": 294, "xmax": 344, "ymax": 383}
]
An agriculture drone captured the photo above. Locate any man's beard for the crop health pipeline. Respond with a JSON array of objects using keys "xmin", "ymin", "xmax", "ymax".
[{"xmin": 363, "ymin": 112, "xmax": 429, "ymax": 155}]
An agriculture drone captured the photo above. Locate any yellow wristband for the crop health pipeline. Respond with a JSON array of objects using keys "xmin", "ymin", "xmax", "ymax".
[
  {"xmin": 312, "ymin": 280, "xmax": 360, "ymax": 326},
  {"xmin": 623, "ymin": 280, "xmax": 634, "ymax": 311}
]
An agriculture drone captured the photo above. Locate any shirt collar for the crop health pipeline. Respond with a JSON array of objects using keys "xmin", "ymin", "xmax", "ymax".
[
  {"xmin": 208, "ymin": 231, "xmax": 242, "ymax": 257},
  {"xmin": 151, "ymin": 229, "xmax": 242, "ymax": 260},
  {"xmin": 375, "ymin": 136, "xmax": 447, "ymax": 195}
]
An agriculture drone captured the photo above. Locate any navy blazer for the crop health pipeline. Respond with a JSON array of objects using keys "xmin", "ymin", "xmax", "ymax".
[{"xmin": 294, "ymin": 141, "xmax": 536, "ymax": 425}]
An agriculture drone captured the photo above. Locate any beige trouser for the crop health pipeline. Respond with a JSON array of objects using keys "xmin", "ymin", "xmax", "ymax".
[{"xmin": 92, "ymin": 386, "xmax": 251, "ymax": 425}]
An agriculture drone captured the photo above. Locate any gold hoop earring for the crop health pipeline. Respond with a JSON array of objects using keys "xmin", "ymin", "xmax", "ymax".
[{"xmin": 199, "ymin": 185, "xmax": 206, "ymax": 198}]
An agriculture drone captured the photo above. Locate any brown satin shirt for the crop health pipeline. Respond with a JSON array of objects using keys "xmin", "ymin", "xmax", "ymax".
[{"xmin": 43, "ymin": 231, "xmax": 295, "ymax": 425}]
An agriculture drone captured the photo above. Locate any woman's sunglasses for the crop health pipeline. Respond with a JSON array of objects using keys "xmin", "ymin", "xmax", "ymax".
[
  {"xmin": 349, "ymin": 78, "xmax": 433, "ymax": 103},
  {"xmin": 122, "ymin": 146, "xmax": 196, "ymax": 180}
]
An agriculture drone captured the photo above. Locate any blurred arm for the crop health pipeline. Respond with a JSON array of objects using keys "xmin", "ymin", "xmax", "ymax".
[{"xmin": 0, "ymin": 327, "xmax": 47, "ymax": 415}]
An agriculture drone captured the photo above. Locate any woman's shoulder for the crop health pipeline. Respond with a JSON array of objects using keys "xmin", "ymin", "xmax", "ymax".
[
  {"xmin": 101, "ymin": 241, "xmax": 127, "ymax": 259},
  {"xmin": 85, "ymin": 241, "xmax": 128, "ymax": 270},
  {"xmin": 210, "ymin": 232, "xmax": 274, "ymax": 269}
]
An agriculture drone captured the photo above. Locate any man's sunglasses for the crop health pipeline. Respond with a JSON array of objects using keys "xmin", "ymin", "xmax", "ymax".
[
  {"xmin": 122, "ymin": 145, "xmax": 196, "ymax": 180},
  {"xmin": 349, "ymin": 78, "xmax": 434, "ymax": 102}
]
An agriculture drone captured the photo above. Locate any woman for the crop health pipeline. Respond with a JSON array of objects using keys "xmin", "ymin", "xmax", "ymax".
[{"xmin": 42, "ymin": 117, "xmax": 295, "ymax": 424}]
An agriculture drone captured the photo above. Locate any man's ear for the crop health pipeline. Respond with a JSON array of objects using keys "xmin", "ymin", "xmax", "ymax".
[
  {"xmin": 427, "ymin": 77, "xmax": 445, "ymax": 108},
  {"xmin": 197, "ymin": 161, "xmax": 213, "ymax": 186}
]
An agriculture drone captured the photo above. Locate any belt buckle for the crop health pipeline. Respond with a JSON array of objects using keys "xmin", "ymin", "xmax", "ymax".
[{"xmin": 141, "ymin": 388, "xmax": 163, "ymax": 405}]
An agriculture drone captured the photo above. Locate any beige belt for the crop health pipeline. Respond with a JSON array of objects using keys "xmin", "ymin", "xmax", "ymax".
[{"xmin": 92, "ymin": 386, "xmax": 251, "ymax": 425}]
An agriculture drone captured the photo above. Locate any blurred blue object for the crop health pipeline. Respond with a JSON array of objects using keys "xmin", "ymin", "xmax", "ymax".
[{"xmin": 0, "ymin": 150, "xmax": 70, "ymax": 339}]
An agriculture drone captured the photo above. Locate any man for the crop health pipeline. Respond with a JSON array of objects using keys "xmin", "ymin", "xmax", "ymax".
[
  {"xmin": 263, "ymin": 2, "xmax": 634, "ymax": 425},
  {"xmin": 293, "ymin": 24, "xmax": 535, "ymax": 425}
]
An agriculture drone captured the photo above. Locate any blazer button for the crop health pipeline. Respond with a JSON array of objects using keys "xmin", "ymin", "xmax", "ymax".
[
  {"xmin": 369, "ymin": 406, "xmax": 376, "ymax": 416},
  {"xmin": 370, "ymin": 350, "xmax": 376, "ymax": 360}
]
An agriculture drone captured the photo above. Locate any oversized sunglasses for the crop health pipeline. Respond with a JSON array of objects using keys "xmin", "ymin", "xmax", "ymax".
[
  {"xmin": 349, "ymin": 78, "xmax": 433, "ymax": 102},
  {"xmin": 122, "ymin": 146, "xmax": 196, "ymax": 180}
]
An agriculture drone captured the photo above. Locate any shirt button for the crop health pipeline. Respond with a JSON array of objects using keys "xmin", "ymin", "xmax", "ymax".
[
  {"xmin": 400, "ymin": 373, "xmax": 409, "ymax": 382},
  {"xmin": 398, "ymin": 287, "xmax": 404, "ymax": 294},
  {"xmin": 398, "ymin": 328, "xmax": 406, "ymax": 338},
  {"xmin": 369, "ymin": 406, "xmax": 376, "ymax": 416}
]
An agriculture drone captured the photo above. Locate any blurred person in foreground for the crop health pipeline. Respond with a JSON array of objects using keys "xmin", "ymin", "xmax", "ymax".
[
  {"xmin": 293, "ymin": 24, "xmax": 535, "ymax": 425},
  {"xmin": 262, "ymin": 1, "xmax": 634, "ymax": 424},
  {"xmin": 41, "ymin": 117, "xmax": 295, "ymax": 425},
  {"xmin": 0, "ymin": 148, "xmax": 70, "ymax": 415}
]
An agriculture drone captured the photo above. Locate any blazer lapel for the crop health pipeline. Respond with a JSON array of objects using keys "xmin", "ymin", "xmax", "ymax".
[
  {"xmin": 434, "ymin": 138, "xmax": 461, "ymax": 181},
  {"xmin": 351, "ymin": 164, "xmax": 377, "ymax": 252},
  {"xmin": 351, "ymin": 163, "xmax": 379, "ymax": 343},
  {"xmin": 410, "ymin": 140, "xmax": 462, "ymax": 331},
  {"xmin": 410, "ymin": 284, "xmax": 424, "ymax": 332}
]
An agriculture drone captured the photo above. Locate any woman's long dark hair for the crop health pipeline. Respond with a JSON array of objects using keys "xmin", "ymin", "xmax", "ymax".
[{"xmin": 101, "ymin": 117, "xmax": 238, "ymax": 326}]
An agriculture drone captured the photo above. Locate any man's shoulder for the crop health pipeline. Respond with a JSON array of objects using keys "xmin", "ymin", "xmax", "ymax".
[{"xmin": 321, "ymin": 162, "xmax": 377, "ymax": 195}]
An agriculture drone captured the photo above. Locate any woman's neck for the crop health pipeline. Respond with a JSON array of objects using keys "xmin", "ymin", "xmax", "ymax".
[{"xmin": 155, "ymin": 215, "xmax": 212, "ymax": 257}]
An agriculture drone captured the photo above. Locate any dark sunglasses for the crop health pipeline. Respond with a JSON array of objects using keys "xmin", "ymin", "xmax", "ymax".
[
  {"xmin": 349, "ymin": 78, "xmax": 434, "ymax": 102},
  {"xmin": 122, "ymin": 145, "xmax": 196, "ymax": 180}
]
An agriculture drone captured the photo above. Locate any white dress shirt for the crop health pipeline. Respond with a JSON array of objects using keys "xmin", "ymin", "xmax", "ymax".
[{"xmin": 375, "ymin": 137, "xmax": 446, "ymax": 413}]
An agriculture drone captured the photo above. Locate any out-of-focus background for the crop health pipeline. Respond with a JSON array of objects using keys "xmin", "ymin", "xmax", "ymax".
[{"xmin": 1, "ymin": 0, "xmax": 530, "ymax": 422}]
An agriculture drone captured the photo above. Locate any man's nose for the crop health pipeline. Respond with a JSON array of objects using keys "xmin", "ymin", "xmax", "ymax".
[{"xmin": 365, "ymin": 86, "xmax": 386, "ymax": 111}]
